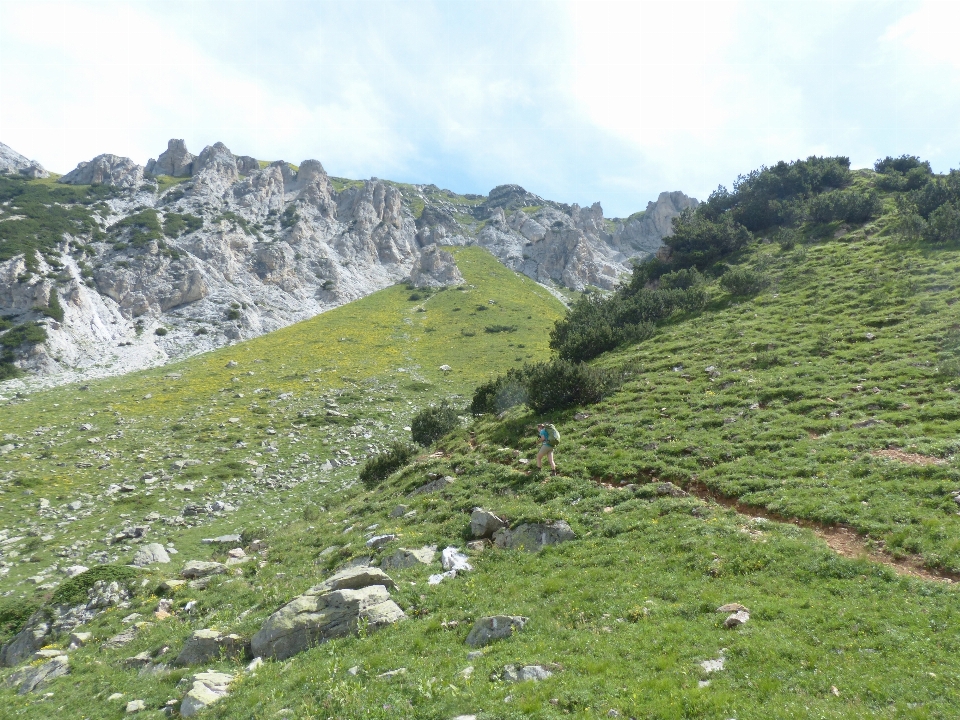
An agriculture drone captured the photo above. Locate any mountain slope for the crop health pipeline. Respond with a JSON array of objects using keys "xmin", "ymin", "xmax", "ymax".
[
  {"xmin": 0, "ymin": 138, "xmax": 695, "ymax": 385},
  {"xmin": 5, "ymin": 158, "xmax": 960, "ymax": 719}
]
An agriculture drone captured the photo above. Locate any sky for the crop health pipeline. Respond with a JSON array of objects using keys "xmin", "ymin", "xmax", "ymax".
[{"xmin": 2, "ymin": 0, "xmax": 960, "ymax": 217}]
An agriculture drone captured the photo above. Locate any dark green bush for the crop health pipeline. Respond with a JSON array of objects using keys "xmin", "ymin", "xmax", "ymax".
[
  {"xmin": 359, "ymin": 442, "xmax": 416, "ymax": 489},
  {"xmin": 162, "ymin": 212, "xmax": 203, "ymax": 238},
  {"xmin": 0, "ymin": 597, "xmax": 40, "ymax": 644},
  {"xmin": 719, "ymin": 267, "xmax": 770, "ymax": 297},
  {"xmin": 663, "ymin": 211, "xmax": 752, "ymax": 270},
  {"xmin": 525, "ymin": 358, "xmax": 615, "ymax": 413},
  {"xmin": 807, "ymin": 189, "xmax": 880, "ymax": 224},
  {"xmin": 411, "ymin": 401, "xmax": 460, "ymax": 446},
  {"xmin": 1, "ymin": 322, "xmax": 47, "ymax": 348},
  {"xmin": 484, "ymin": 324, "xmax": 517, "ymax": 333},
  {"xmin": 154, "ymin": 327, "xmax": 168, "ymax": 336},
  {"xmin": 51, "ymin": 565, "xmax": 139, "ymax": 606},
  {"xmin": 39, "ymin": 288, "xmax": 64, "ymax": 322},
  {"xmin": 923, "ymin": 202, "xmax": 960, "ymax": 245},
  {"xmin": 111, "ymin": 209, "xmax": 163, "ymax": 248},
  {"xmin": 471, "ymin": 366, "xmax": 530, "ymax": 415},
  {"xmin": 281, "ymin": 204, "xmax": 300, "ymax": 228}
]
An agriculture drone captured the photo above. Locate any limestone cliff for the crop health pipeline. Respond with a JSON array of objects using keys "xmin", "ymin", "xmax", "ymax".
[{"xmin": 0, "ymin": 138, "xmax": 696, "ymax": 387}]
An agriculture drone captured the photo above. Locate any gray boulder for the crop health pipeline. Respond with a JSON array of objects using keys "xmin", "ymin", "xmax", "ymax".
[
  {"xmin": 380, "ymin": 546, "xmax": 436, "ymax": 571},
  {"xmin": 59, "ymin": 153, "xmax": 144, "ymax": 189},
  {"xmin": 0, "ymin": 141, "xmax": 48, "ymax": 179},
  {"xmin": 181, "ymin": 560, "xmax": 227, "ymax": 579},
  {"xmin": 132, "ymin": 543, "xmax": 171, "ymax": 566},
  {"xmin": 6, "ymin": 654, "xmax": 69, "ymax": 694},
  {"xmin": 407, "ymin": 475, "xmax": 455, "ymax": 498},
  {"xmin": 145, "ymin": 138, "xmax": 195, "ymax": 177},
  {"xmin": 503, "ymin": 664, "xmax": 553, "ymax": 683},
  {"xmin": 493, "ymin": 520, "xmax": 575, "ymax": 552},
  {"xmin": 175, "ymin": 629, "xmax": 248, "ymax": 666},
  {"xmin": 251, "ymin": 567, "xmax": 404, "ymax": 661},
  {"xmin": 0, "ymin": 610, "xmax": 50, "ymax": 667},
  {"xmin": 465, "ymin": 615, "xmax": 528, "ymax": 648},
  {"xmin": 180, "ymin": 671, "xmax": 233, "ymax": 717},
  {"xmin": 470, "ymin": 508, "xmax": 507, "ymax": 539}
]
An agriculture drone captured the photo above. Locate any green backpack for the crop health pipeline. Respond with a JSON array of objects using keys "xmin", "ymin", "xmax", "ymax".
[{"xmin": 545, "ymin": 424, "xmax": 560, "ymax": 446}]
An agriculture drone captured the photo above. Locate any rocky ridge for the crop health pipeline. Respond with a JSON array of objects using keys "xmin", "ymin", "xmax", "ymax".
[{"xmin": 0, "ymin": 138, "xmax": 696, "ymax": 386}]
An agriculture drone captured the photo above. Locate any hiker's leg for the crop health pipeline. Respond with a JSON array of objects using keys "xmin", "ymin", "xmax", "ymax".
[
  {"xmin": 536, "ymin": 445, "xmax": 546, "ymax": 469},
  {"xmin": 548, "ymin": 449, "xmax": 556, "ymax": 471}
]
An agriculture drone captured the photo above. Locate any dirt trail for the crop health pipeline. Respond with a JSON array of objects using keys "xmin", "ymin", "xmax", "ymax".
[{"xmin": 682, "ymin": 480, "xmax": 959, "ymax": 584}]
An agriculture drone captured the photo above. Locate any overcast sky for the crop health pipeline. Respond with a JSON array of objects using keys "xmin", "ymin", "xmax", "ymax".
[{"xmin": 2, "ymin": 0, "xmax": 959, "ymax": 217}]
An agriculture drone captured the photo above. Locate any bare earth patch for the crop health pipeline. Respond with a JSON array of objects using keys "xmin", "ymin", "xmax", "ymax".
[{"xmin": 871, "ymin": 448, "xmax": 946, "ymax": 466}]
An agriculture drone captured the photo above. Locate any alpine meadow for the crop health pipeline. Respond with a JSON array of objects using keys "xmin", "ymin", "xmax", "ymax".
[{"xmin": 5, "ymin": 150, "xmax": 960, "ymax": 720}]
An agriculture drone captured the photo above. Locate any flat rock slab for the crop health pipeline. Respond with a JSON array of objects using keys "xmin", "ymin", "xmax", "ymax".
[
  {"xmin": 251, "ymin": 585, "xmax": 405, "ymax": 660},
  {"xmin": 132, "ymin": 543, "xmax": 171, "ymax": 566},
  {"xmin": 102, "ymin": 625, "xmax": 145, "ymax": 650},
  {"xmin": 201, "ymin": 534, "xmax": 242, "ymax": 544},
  {"xmin": 180, "ymin": 671, "xmax": 233, "ymax": 717},
  {"xmin": 493, "ymin": 521, "xmax": 575, "ymax": 552},
  {"xmin": 309, "ymin": 565, "xmax": 397, "ymax": 594},
  {"xmin": 407, "ymin": 476, "xmax": 454, "ymax": 498},
  {"xmin": 7, "ymin": 655, "xmax": 69, "ymax": 694},
  {"xmin": 181, "ymin": 561, "xmax": 227, "ymax": 579},
  {"xmin": 380, "ymin": 546, "xmax": 437, "ymax": 571},
  {"xmin": 503, "ymin": 664, "xmax": 553, "ymax": 683},
  {"xmin": 175, "ymin": 629, "xmax": 248, "ymax": 666},
  {"xmin": 0, "ymin": 610, "xmax": 50, "ymax": 667},
  {"xmin": 465, "ymin": 615, "xmax": 528, "ymax": 647}
]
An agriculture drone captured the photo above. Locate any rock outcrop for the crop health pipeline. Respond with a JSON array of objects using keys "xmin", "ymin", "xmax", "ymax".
[
  {"xmin": 492, "ymin": 520, "xmax": 576, "ymax": 552},
  {"xmin": 6, "ymin": 655, "xmax": 69, "ymax": 694},
  {"xmin": 0, "ymin": 137, "xmax": 695, "ymax": 386},
  {"xmin": 59, "ymin": 154, "xmax": 144, "ymax": 189},
  {"xmin": 180, "ymin": 671, "xmax": 233, "ymax": 717},
  {"xmin": 0, "ymin": 141, "xmax": 48, "ymax": 178},
  {"xmin": 174, "ymin": 629, "xmax": 248, "ymax": 666},
  {"xmin": 145, "ymin": 138, "xmax": 195, "ymax": 177},
  {"xmin": 250, "ymin": 566, "xmax": 405, "ymax": 660}
]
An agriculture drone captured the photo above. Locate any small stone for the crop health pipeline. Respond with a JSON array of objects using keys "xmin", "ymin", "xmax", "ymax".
[
  {"xmin": 347, "ymin": 665, "xmax": 359, "ymax": 676},
  {"xmin": 831, "ymin": 685, "xmax": 840, "ymax": 696},
  {"xmin": 465, "ymin": 615, "xmax": 528, "ymax": 647},
  {"xmin": 502, "ymin": 664, "xmax": 552, "ymax": 682},
  {"xmin": 133, "ymin": 543, "xmax": 171, "ymax": 566},
  {"xmin": 376, "ymin": 668, "xmax": 406, "ymax": 679},
  {"xmin": 181, "ymin": 560, "xmax": 227, "ymax": 579},
  {"xmin": 246, "ymin": 657, "xmax": 263, "ymax": 672},
  {"xmin": 700, "ymin": 657, "xmax": 725, "ymax": 672},
  {"xmin": 158, "ymin": 579, "xmax": 187, "ymax": 593},
  {"xmin": 365, "ymin": 534, "xmax": 396, "ymax": 550},
  {"xmin": 466, "ymin": 540, "xmax": 488, "ymax": 552},
  {"xmin": 109, "ymin": 693, "xmax": 125, "ymax": 701},
  {"xmin": 716, "ymin": 603, "xmax": 749, "ymax": 613},
  {"xmin": 389, "ymin": 505, "xmax": 409, "ymax": 518},
  {"xmin": 470, "ymin": 508, "xmax": 507, "ymax": 539},
  {"xmin": 724, "ymin": 611, "xmax": 750, "ymax": 628}
]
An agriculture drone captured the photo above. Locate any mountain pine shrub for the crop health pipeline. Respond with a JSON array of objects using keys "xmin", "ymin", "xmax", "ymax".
[
  {"xmin": 359, "ymin": 442, "xmax": 416, "ymax": 489},
  {"xmin": 411, "ymin": 401, "xmax": 459, "ymax": 446},
  {"xmin": 524, "ymin": 358, "xmax": 615, "ymax": 413},
  {"xmin": 719, "ymin": 266, "xmax": 770, "ymax": 297},
  {"xmin": 470, "ymin": 367, "xmax": 530, "ymax": 415}
]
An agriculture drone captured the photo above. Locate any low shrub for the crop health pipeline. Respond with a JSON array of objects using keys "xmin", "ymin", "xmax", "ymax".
[
  {"xmin": 359, "ymin": 442, "xmax": 416, "ymax": 489},
  {"xmin": 154, "ymin": 327, "xmax": 168, "ymax": 336},
  {"xmin": 720, "ymin": 267, "xmax": 770, "ymax": 297},
  {"xmin": 411, "ymin": 401, "xmax": 460, "ymax": 446},
  {"xmin": 51, "ymin": 565, "xmax": 139, "ymax": 606},
  {"xmin": 0, "ymin": 597, "xmax": 40, "ymax": 644},
  {"xmin": 471, "ymin": 366, "xmax": 530, "ymax": 415},
  {"xmin": 525, "ymin": 358, "xmax": 616, "ymax": 413}
]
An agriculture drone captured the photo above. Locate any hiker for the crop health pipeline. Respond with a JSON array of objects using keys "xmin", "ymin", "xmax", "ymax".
[{"xmin": 536, "ymin": 423, "xmax": 557, "ymax": 475}]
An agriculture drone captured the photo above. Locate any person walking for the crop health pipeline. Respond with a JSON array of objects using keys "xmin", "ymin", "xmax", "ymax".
[{"xmin": 536, "ymin": 423, "xmax": 557, "ymax": 476}]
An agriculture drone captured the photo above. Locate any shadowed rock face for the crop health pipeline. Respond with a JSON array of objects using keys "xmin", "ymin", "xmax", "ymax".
[{"xmin": 0, "ymin": 138, "xmax": 694, "ymax": 385}]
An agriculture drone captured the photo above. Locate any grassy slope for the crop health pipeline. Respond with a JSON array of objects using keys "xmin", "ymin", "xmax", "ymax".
[{"xmin": 4, "ymin": 217, "xmax": 960, "ymax": 719}]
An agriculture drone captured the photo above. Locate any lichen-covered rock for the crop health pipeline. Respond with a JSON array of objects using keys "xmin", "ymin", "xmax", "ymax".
[
  {"xmin": 380, "ymin": 546, "xmax": 436, "ymax": 571},
  {"xmin": 132, "ymin": 543, "xmax": 170, "ymax": 566},
  {"xmin": 175, "ymin": 629, "xmax": 248, "ymax": 666},
  {"xmin": 407, "ymin": 475, "xmax": 455, "ymax": 498},
  {"xmin": 180, "ymin": 671, "xmax": 233, "ymax": 717},
  {"xmin": 251, "ymin": 567, "xmax": 404, "ymax": 661},
  {"xmin": 0, "ymin": 610, "xmax": 50, "ymax": 667},
  {"xmin": 181, "ymin": 561, "xmax": 226, "ymax": 579},
  {"xmin": 492, "ymin": 520, "xmax": 575, "ymax": 552},
  {"xmin": 464, "ymin": 615, "xmax": 528, "ymax": 648},
  {"xmin": 470, "ymin": 508, "xmax": 507, "ymax": 539},
  {"xmin": 6, "ymin": 655, "xmax": 69, "ymax": 694}
]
